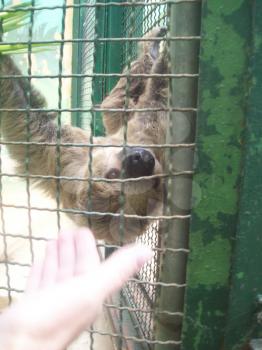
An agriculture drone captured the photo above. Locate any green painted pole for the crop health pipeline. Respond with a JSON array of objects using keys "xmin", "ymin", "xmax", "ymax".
[
  {"xmin": 154, "ymin": 1, "xmax": 201, "ymax": 349},
  {"xmin": 71, "ymin": 0, "xmax": 82, "ymax": 127},
  {"xmin": 182, "ymin": 1, "xmax": 252, "ymax": 349},
  {"xmin": 224, "ymin": 2, "xmax": 262, "ymax": 348}
]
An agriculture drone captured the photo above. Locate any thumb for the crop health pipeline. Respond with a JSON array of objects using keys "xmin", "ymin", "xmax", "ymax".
[{"xmin": 97, "ymin": 244, "xmax": 153, "ymax": 299}]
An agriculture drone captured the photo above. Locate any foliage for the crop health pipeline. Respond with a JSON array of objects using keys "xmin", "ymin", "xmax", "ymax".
[{"xmin": 0, "ymin": 2, "xmax": 56, "ymax": 54}]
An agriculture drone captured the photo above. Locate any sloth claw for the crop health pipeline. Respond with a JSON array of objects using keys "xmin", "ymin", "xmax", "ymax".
[{"xmin": 150, "ymin": 26, "xmax": 167, "ymax": 60}]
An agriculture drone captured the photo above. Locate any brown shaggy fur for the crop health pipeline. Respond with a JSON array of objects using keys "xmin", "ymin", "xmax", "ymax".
[{"xmin": 0, "ymin": 27, "xmax": 168, "ymax": 243}]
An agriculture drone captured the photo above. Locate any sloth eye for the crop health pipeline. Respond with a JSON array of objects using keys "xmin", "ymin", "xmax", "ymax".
[{"xmin": 106, "ymin": 168, "xmax": 120, "ymax": 179}]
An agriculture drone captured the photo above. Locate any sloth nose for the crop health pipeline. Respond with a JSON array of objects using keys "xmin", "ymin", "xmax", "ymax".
[{"xmin": 123, "ymin": 148, "xmax": 155, "ymax": 178}]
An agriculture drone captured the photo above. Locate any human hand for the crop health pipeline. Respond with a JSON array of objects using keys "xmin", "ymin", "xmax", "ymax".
[{"xmin": 0, "ymin": 229, "xmax": 152, "ymax": 350}]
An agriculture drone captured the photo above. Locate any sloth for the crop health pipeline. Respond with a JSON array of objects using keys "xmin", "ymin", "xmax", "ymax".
[{"xmin": 0, "ymin": 27, "xmax": 168, "ymax": 243}]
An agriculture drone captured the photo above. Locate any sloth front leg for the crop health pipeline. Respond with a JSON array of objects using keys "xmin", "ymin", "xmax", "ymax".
[
  {"xmin": 101, "ymin": 56, "xmax": 153, "ymax": 136},
  {"xmin": 143, "ymin": 40, "xmax": 169, "ymax": 103},
  {"xmin": 0, "ymin": 55, "xmax": 89, "ymax": 198},
  {"xmin": 0, "ymin": 55, "xmax": 55, "ymax": 178},
  {"xmin": 101, "ymin": 27, "xmax": 167, "ymax": 136},
  {"xmin": 126, "ymin": 35, "xmax": 169, "ymax": 149}
]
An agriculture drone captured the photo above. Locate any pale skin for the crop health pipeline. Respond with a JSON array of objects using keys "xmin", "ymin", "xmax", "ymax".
[{"xmin": 0, "ymin": 229, "xmax": 153, "ymax": 350}]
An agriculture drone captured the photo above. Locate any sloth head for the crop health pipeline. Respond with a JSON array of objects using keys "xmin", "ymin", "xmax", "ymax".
[{"xmin": 63, "ymin": 144, "xmax": 165, "ymax": 243}]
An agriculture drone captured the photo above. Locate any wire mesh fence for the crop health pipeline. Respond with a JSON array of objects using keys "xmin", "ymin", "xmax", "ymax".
[
  {"xmin": 119, "ymin": 4, "xmax": 167, "ymax": 345},
  {"xmin": 0, "ymin": 0, "xmax": 201, "ymax": 349}
]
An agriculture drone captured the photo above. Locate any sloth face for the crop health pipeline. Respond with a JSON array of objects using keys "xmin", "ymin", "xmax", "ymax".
[
  {"xmin": 71, "ymin": 145, "xmax": 164, "ymax": 243},
  {"xmin": 90, "ymin": 145, "xmax": 163, "ymax": 193}
]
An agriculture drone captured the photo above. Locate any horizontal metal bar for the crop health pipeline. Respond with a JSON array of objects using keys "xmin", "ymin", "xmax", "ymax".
[
  {"xmin": 0, "ymin": 261, "xmax": 30, "ymax": 267},
  {"xmin": 0, "ymin": 107, "xmax": 197, "ymax": 112},
  {"xmin": 88, "ymin": 328, "xmax": 182, "ymax": 345},
  {"xmin": 0, "ymin": 140, "xmax": 195, "ymax": 149},
  {"xmin": 0, "ymin": 73, "xmax": 199, "ymax": 79},
  {"xmin": 104, "ymin": 303, "xmax": 184, "ymax": 316},
  {"xmin": 0, "ymin": 37, "xmax": 201, "ymax": 45},
  {"xmin": 0, "ymin": 231, "xmax": 48, "ymax": 241},
  {"xmin": 0, "ymin": 203, "xmax": 191, "ymax": 220},
  {"xmin": 0, "ymin": 272, "xmax": 185, "ymax": 287},
  {"xmin": 99, "ymin": 246, "xmax": 190, "ymax": 254},
  {"xmin": 0, "ymin": 1, "xmax": 200, "ymax": 12},
  {"xmin": 0, "ymin": 231, "xmax": 190, "ymax": 254},
  {"xmin": 0, "ymin": 171, "xmax": 194, "ymax": 183},
  {"xmin": 132, "ymin": 279, "xmax": 184, "ymax": 288},
  {"xmin": 0, "ymin": 286, "xmax": 23, "ymax": 293}
]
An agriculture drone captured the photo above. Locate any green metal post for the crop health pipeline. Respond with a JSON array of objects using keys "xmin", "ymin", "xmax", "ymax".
[
  {"xmin": 71, "ymin": 0, "xmax": 83, "ymax": 126},
  {"xmin": 181, "ymin": 1, "xmax": 252, "ymax": 349},
  {"xmin": 71, "ymin": 0, "xmax": 124, "ymax": 135},
  {"xmin": 91, "ymin": 0, "xmax": 106, "ymax": 136},
  {"xmin": 104, "ymin": 1, "xmax": 124, "ymax": 93},
  {"xmin": 154, "ymin": 1, "xmax": 201, "ymax": 349},
  {"xmin": 224, "ymin": 2, "xmax": 262, "ymax": 348},
  {"xmin": 71, "ymin": 0, "xmax": 106, "ymax": 133},
  {"xmin": 92, "ymin": 0, "xmax": 124, "ymax": 135}
]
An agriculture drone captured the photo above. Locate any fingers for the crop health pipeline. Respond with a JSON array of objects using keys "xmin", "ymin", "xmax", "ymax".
[
  {"xmin": 96, "ymin": 244, "xmax": 153, "ymax": 299},
  {"xmin": 40, "ymin": 240, "xmax": 59, "ymax": 288},
  {"xmin": 23, "ymin": 231, "xmax": 153, "ymax": 348},
  {"xmin": 26, "ymin": 258, "xmax": 44, "ymax": 293},
  {"xmin": 26, "ymin": 240, "xmax": 58, "ymax": 292},
  {"xmin": 74, "ymin": 229, "xmax": 100, "ymax": 276},
  {"xmin": 26, "ymin": 228, "xmax": 152, "ymax": 312},
  {"xmin": 27, "ymin": 229, "xmax": 100, "ymax": 292},
  {"xmin": 57, "ymin": 230, "xmax": 76, "ymax": 282}
]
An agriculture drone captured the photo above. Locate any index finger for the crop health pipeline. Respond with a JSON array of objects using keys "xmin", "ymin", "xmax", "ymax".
[{"xmin": 95, "ymin": 244, "xmax": 153, "ymax": 299}]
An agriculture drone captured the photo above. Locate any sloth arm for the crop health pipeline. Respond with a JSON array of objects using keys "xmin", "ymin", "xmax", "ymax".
[
  {"xmin": 0, "ymin": 55, "xmax": 89, "ymax": 197},
  {"xmin": 101, "ymin": 27, "xmax": 166, "ymax": 136},
  {"xmin": 126, "ymin": 48, "xmax": 169, "ymax": 146},
  {"xmin": 101, "ymin": 53, "xmax": 153, "ymax": 135}
]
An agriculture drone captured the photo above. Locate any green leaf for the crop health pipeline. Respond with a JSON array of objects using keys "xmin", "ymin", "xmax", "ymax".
[
  {"xmin": 0, "ymin": 2, "xmax": 57, "ymax": 54},
  {"xmin": 0, "ymin": 43, "xmax": 57, "ymax": 54}
]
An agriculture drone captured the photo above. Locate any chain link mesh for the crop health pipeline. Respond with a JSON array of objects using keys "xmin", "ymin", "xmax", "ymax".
[
  {"xmin": 120, "ymin": 2, "xmax": 167, "ymax": 344},
  {"xmin": 0, "ymin": 0, "xmax": 200, "ymax": 348}
]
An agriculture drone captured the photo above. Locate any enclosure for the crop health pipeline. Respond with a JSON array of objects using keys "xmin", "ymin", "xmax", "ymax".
[{"xmin": 0, "ymin": 0, "xmax": 262, "ymax": 349}]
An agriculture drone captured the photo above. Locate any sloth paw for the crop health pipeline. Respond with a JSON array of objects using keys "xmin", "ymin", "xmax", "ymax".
[
  {"xmin": 149, "ymin": 26, "xmax": 167, "ymax": 60},
  {"xmin": 140, "ymin": 26, "xmax": 167, "ymax": 61}
]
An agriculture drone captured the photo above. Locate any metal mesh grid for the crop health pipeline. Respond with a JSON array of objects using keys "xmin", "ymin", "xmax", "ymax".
[
  {"xmin": 120, "ymin": 3, "xmax": 168, "ymax": 343},
  {"xmin": 122, "ymin": 1, "xmax": 167, "ymax": 65},
  {"xmin": 79, "ymin": 2, "xmax": 96, "ymax": 130},
  {"xmin": 125, "ymin": 222, "xmax": 160, "ymax": 341},
  {"xmin": 0, "ymin": 1, "xmax": 200, "ymax": 349}
]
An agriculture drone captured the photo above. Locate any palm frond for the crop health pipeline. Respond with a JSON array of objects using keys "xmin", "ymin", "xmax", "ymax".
[
  {"xmin": 0, "ymin": 2, "xmax": 57, "ymax": 54},
  {"xmin": 0, "ymin": 42, "xmax": 57, "ymax": 55}
]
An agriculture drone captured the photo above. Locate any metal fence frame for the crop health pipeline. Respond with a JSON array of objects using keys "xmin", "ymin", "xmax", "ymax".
[
  {"xmin": 1, "ymin": 1, "xmax": 262, "ymax": 350},
  {"xmin": 70, "ymin": 0, "xmax": 197, "ymax": 348}
]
